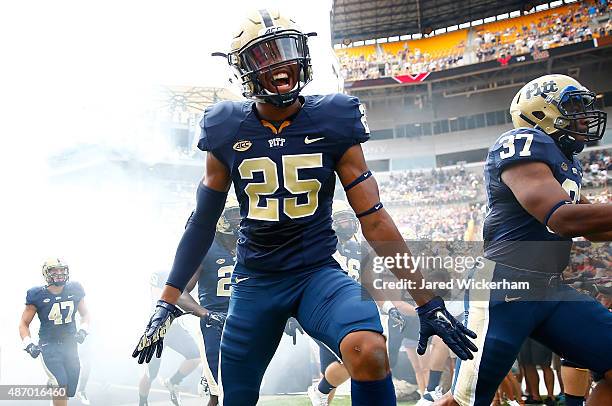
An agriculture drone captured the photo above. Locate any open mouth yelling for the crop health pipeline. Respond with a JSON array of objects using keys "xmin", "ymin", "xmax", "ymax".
[{"xmin": 267, "ymin": 66, "xmax": 295, "ymax": 93}]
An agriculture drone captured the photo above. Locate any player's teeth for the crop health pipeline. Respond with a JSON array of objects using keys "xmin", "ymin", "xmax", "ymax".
[{"xmin": 273, "ymin": 72, "xmax": 288, "ymax": 80}]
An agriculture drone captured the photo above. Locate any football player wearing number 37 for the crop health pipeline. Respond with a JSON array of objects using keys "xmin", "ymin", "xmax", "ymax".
[
  {"xmin": 132, "ymin": 9, "xmax": 477, "ymax": 406},
  {"xmin": 19, "ymin": 259, "xmax": 90, "ymax": 406},
  {"xmin": 436, "ymin": 74, "xmax": 612, "ymax": 406}
]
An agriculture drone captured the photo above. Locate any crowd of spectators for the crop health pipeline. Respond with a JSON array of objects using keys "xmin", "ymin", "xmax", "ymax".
[
  {"xmin": 337, "ymin": 43, "xmax": 465, "ymax": 82},
  {"xmin": 476, "ymin": 2, "xmax": 610, "ymax": 63},
  {"xmin": 389, "ymin": 203, "xmax": 484, "ymax": 241},
  {"xmin": 379, "ymin": 165, "xmax": 483, "ymax": 205},
  {"xmin": 336, "ymin": 1, "xmax": 611, "ymax": 81},
  {"xmin": 581, "ymin": 148, "xmax": 611, "ymax": 189},
  {"xmin": 379, "ymin": 148, "xmax": 610, "ymax": 240}
]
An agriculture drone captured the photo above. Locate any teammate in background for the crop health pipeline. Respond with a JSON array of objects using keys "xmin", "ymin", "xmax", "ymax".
[
  {"xmin": 439, "ymin": 74, "xmax": 612, "ymax": 406},
  {"xmin": 176, "ymin": 198, "xmax": 240, "ymax": 406},
  {"xmin": 18, "ymin": 259, "xmax": 90, "ymax": 406},
  {"xmin": 133, "ymin": 9, "xmax": 476, "ymax": 406},
  {"xmin": 137, "ymin": 270, "xmax": 200, "ymax": 406}
]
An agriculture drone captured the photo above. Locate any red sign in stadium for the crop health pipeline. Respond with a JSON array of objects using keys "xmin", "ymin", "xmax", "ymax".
[{"xmin": 393, "ymin": 72, "xmax": 431, "ymax": 83}]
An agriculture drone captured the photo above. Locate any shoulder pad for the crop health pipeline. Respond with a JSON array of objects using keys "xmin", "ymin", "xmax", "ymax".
[
  {"xmin": 67, "ymin": 281, "xmax": 85, "ymax": 297},
  {"xmin": 197, "ymin": 100, "xmax": 252, "ymax": 152},
  {"xmin": 489, "ymin": 127, "xmax": 562, "ymax": 171},
  {"xmin": 25, "ymin": 286, "xmax": 43, "ymax": 305},
  {"xmin": 305, "ymin": 93, "xmax": 369, "ymax": 144}
]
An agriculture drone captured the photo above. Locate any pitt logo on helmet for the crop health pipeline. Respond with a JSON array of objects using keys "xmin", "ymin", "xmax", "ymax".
[{"xmin": 510, "ymin": 74, "xmax": 607, "ymax": 153}]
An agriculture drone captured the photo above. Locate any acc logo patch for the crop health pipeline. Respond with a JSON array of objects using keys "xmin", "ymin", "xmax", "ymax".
[
  {"xmin": 43, "ymin": 298, "xmax": 51, "ymax": 303},
  {"xmin": 233, "ymin": 140, "xmax": 252, "ymax": 152},
  {"xmin": 216, "ymin": 258, "xmax": 226, "ymax": 265}
]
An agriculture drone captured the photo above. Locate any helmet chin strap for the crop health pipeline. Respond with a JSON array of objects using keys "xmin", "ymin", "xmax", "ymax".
[{"xmin": 553, "ymin": 131, "xmax": 585, "ymax": 155}]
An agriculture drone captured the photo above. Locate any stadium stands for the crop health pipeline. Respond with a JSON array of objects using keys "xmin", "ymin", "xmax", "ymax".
[
  {"xmin": 382, "ymin": 147, "xmax": 610, "ymax": 240},
  {"xmin": 337, "ymin": 0, "xmax": 611, "ymax": 81}
]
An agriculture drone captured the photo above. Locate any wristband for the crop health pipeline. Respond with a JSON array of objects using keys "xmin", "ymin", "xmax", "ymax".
[
  {"xmin": 22, "ymin": 336, "xmax": 33, "ymax": 350},
  {"xmin": 544, "ymin": 200, "xmax": 572, "ymax": 227}
]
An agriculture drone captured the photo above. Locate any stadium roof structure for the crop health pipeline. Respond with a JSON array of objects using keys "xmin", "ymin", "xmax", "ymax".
[
  {"xmin": 157, "ymin": 85, "xmax": 242, "ymax": 115},
  {"xmin": 331, "ymin": 0, "xmax": 552, "ymax": 44}
]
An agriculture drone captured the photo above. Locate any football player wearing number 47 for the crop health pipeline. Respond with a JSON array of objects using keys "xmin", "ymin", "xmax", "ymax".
[
  {"xmin": 436, "ymin": 75, "xmax": 612, "ymax": 406},
  {"xmin": 19, "ymin": 259, "xmax": 90, "ymax": 406},
  {"xmin": 132, "ymin": 9, "xmax": 477, "ymax": 406}
]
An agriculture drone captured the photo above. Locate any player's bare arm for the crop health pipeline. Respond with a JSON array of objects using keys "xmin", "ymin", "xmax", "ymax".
[
  {"xmin": 501, "ymin": 161, "xmax": 612, "ymax": 237},
  {"xmin": 77, "ymin": 298, "xmax": 90, "ymax": 326},
  {"xmin": 19, "ymin": 304, "xmax": 41, "ymax": 358},
  {"xmin": 19, "ymin": 304, "xmax": 37, "ymax": 340},
  {"xmin": 176, "ymin": 266, "xmax": 209, "ymax": 318},
  {"xmin": 336, "ymin": 144, "xmax": 434, "ymax": 306},
  {"xmin": 578, "ymin": 195, "xmax": 612, "ymax": 241},
  {"xmin": 75, "ymin": 298, "xmax": 90, "ymax": 343},
  {"xmin": 336, "ymin": 143, "xmax": 477, "ymax": 360}
]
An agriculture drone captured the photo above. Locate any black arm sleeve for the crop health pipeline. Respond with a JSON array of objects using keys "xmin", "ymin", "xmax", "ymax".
[{"xmin": 165, "ymin": 184, "xmax": 227, "ymax": 292}]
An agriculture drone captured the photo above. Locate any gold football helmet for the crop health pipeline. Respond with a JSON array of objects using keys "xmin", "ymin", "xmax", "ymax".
[
  {"xmin": 510, "ymin": 74, "xmax": 606, "ymax": 152},
  {"xmin": 215, "ymin": 9, "xmax": 314, "ymax": 107},
  {"xmin": 332, "ymin": 200, "xmax": 359, "ymax": 242},
  {"xmin": 42, "ymin": 258, "xmax": 69, "ymax": 286},
  {"xmin": 216, "ymin": 194, "xmax": 240, "ymax": 236}
]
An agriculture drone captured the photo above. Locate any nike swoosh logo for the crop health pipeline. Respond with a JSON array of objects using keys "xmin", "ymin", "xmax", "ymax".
[
  {"xmin": 304, "ymin": 136, "xmax": 325, "ymax": 144},
  {"xmin": 235, "ymin": 277, "xmax": 249, "ymax": 284},
  {"xmin": 435, "ymin": 310, "xmax": 452, "ymax": 325},
  {"xmin": 504, "ymin": 295, "xmax": 521, "ymax": 302},
  {"xmin": 68, "ymin": 295, "xmax": 73, "ymax": 298}
]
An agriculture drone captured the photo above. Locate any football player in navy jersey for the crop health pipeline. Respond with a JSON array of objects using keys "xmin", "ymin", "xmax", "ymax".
[
  {"xmin": 133, "ymin": 9, "xmax": 477, "ymax": 406},
  {"xmin": 175, "ymin": 198, "xmax": 239, "ymax": 406},
  {"xmin": 18, "ymin": 259, "xmax": 90, "ymax": 406},
  {"xmin": 138, "ymin": 270, "xmax": 200, "ymax": 406},
  {"xmin": 440, "ymin": 75, "xmax": 612, "ymax": 406}
]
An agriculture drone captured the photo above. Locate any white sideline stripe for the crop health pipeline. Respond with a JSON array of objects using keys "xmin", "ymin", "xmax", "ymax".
[
  {"xmin": 40, "ymin": 356, "xmax": 59, "ymax": 386},
  {"xmin": 452, "ymin": 258, "xmax": 494, "ymax": 406},
  {"xmin": 197, "ymin": 328, "xmax": 220, "ymax": 396}
]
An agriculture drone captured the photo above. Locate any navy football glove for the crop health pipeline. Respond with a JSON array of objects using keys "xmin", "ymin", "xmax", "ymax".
[
  {"xmin": 416, "ymin": 297, "xmax": 477, "ymax": 361},
  {"xmin": 75, "ymin": 329, "xmax": 88, "ymax": 344},
  {"xmin": 132, "ymin": 300, "xmax": 185, "ymax": 364},
  {"xmin": 284, "ymin": 317, "xmax": 304, "ymax": 345},
  {"xmin": 388, "ymin": 307, "xmax": 406, "ymax": 332},
  {"xmin": 25, "ymin": 343, "xmax": 41, "ymax": 358},
  {"xmin": 205, "ymin": 311, "xmax": 227, "ymax": 333}
]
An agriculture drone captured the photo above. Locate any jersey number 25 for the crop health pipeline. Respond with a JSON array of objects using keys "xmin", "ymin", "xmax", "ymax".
[{"xmin": 239, "ymin": 153, "xmax": 323, "ymax": 221}]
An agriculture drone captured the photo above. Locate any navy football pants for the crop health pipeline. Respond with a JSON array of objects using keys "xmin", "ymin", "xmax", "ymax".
[
  {"xmin": 219, "ymin": 263, "xmax": 383, "ymax": 405},
  {"xmin": 40, "ymin": 341, "xmax": 80, "ymax": 397},
  {"xmin": 452, "ymin": 261, "xmax": 612, "ymax": 406}
]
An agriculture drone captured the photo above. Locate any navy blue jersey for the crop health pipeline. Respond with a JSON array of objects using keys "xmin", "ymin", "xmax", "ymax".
[
  {"xmin": 483, "ymin": 128, "xmax": 582, "ymax": 272},
  {"xmin": 198, "ymin": 93, "xmax": 369, "ymax": 272},
  {"xmin": 25, "ymin": 282, "xmax": 85, "ymax": 343},
  {"xmin": 198, "ymin": 238, "xmax": 235, "ymax": 312},
  {"xmin": 334, "ymin": 239, "xmax": 362, "ymax": 281}
]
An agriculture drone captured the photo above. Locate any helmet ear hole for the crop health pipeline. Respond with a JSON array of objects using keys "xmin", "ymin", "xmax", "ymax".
[{"xmin": 532, "ymin": 111, "xmax": 545, "ymax": 120}]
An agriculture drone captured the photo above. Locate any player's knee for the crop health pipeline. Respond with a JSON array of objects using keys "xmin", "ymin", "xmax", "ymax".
[
  {"xmin": 222, "ymin": 389, "xmax": 259, "ymax": 406},
  {"xmin": 340, "ymin": 331, "xmax": 389, "ymax": 380}
]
